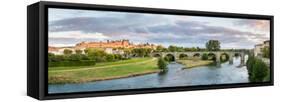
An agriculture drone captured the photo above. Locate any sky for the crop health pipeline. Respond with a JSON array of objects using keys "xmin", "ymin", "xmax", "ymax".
[{"xmin": 48, "ymin": 8, "xmax": 270, "ymax": 49}]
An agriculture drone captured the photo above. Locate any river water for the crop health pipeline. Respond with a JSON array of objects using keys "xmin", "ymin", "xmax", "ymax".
[{"xmin": 49, "ymin": 57, "xmax": 249, "ymax": 94}]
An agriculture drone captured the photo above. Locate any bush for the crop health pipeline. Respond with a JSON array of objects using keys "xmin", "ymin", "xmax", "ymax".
[
  {"xmin": 201, "ymin": 53, "xmax": 208, "ymax": 60},
  {"xmin": 49, "ymin": 60, "xmax": 96, "ymax": 67},
  {"xmin": 114, "ymin": 54, "xmax": 122, "ymax": 60},
  {"xmin": 246, "ymin": 56, "xmax": 269, "ymax": 82},
  {"xmin": 246, "ymin": 56, "xmax": 255, "ymax": 76},
  {"xmin": 68, "ymin": 54, "xmax": 82, "ymax": 61},
  {"xmin": 250, "ymin": 59, "xmax": 269, "ymax": 82},
  {"xmin": 63, "ymin": 49, "xmax": 73, "ymax": 55},
  {"xmin": 157, "ymin": 57, "xmax": 168, "ymax": 71},
  {"xmin": 49, "ymin": 55, "xmax": 66, "ymax": 62},
  {"xmin": 262, "ymin": 47, "xmax": 270, "ymax": 58},
  {"xmin": 106, "ymin": 54, "xmax": 115, "ymax": 62}
]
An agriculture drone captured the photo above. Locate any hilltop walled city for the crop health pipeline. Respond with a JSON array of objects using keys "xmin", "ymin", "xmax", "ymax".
[{"xmin": 49, "ymin": 40, "xmax": 157, "ymax": 55}]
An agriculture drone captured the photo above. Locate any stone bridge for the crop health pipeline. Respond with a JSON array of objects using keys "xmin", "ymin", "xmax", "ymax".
[{"xmin": 151, "ymin": 51, "xmax": 247, "ymax": 66}]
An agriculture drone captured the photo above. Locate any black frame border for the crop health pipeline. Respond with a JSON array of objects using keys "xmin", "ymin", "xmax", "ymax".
[{"xmin": 37, "ymin": 1, "xmax": 273, "ymax": 100}]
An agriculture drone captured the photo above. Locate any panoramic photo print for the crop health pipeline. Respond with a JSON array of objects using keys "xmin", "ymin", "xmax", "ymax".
[{"xmin": 48, "ymin": 8, "xmax": 270, "ymax": 94}]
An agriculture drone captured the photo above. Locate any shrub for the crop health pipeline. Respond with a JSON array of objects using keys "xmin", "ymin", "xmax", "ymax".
[
  {"xmin": 250, "ymin": 59, "xmax": 269, "ymax": 82},
  {"xmin": 114, "ymin": 54, "xmax": 122, "ymax": 60},
  {"xmin": 246, "ymin": 56, "xmax": 255, "ymax": 75},
  {"xmin": 246, "ymin": 56, "xmax": 269, "ymax": 82},
  {"xmin": 157, "ymin": 57, "xmax": 168, "ymax": 71},
  {"xmin": 63, "ymin": 49, "xmax": 73, "ymax": 55},
  {"xmin": 106, "ymin": 54, "xmax": 115, "ymax": 62},
  {"xmin": 49, "ymin": 55, "xmax": 66, "ymax": 62},
  {"xmin": 68, "ymin": 54, "xmax": 82, "ymax": 61},
  {"xmin": 262, "ymin": 47, "xmax": 270, "ymax": 58},
  {"xmin": 75, "ymin": 49, "xmax": 83, "ymax": 54}
]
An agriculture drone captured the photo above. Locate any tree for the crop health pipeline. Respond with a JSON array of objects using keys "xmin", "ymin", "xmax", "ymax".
[
  {"xmin": 247, "ymin": 56, "xmax": 269, "ymax": 82},
  {"xmin": 132, "ymin": 48, "xmax": 149, "ymax": 57},
  {"xmin": 190, "ymin": 47, "xmax": 197, "ymax": 51},
  {"xmin": 68, "ymin": 54, "xmax": 82, "ymax": 61},
  {"xmin": 206, "ymin": 40, "xmax": 221, "ymax": 51},
  {"xmin": 250, "ymin": 59, "xmax": 269, "ymax": 82},
  {"xmin": 196, "ymin": 47, "xmax": 201, "ymax": 51},
  {"xmin": 246, "ymin": 56, "xmax": 256, "ymax": 76},
  {"xmin": 48, "ymin": 53, "xmax": 55, "ymax": 62},
  {"xmin": 157, "ymin": 57, "xmax": 168, "ymax": 71},
  {"xmin": 156, "ymin": 45, "xmax": 165, "ymax": 52},
  {"xmin": 114, "ymin": 54, "xmax": 122, "ymax": 60},
  {"xmin": 162, "ymin": 48, "xmax": 169, "ymax": 52},
  {"xmin": 84, "ymin": 49, "xmax": 89, "ymax": 54},
  {"xmin": 143, "ymin": 48, "xmax": 153, "ymax": 57},
  {"xmin": 262, "ymin": 47, "xmax": 270, "ymax": 58},
  {"xmin": 86, "ymin": 48, "xmax": 107, "ymax": 62},
  {"xmin": 106, "ymin": 54, "xmax": 115, "ymax": 61},
  {"xmin": 201, "ymin": 53, "xmax": 208, "ymax": 60},
  {"xmin": 168, "ymin": 45, "xmax": 177, "ymax": 52},
  {"xmin": 123, "ymin": 48, "xmax": 131, "ymax": 58},
  {"xmin": 75, "ymin": 49, "xmax": 83, "ymax": 54},
  {"xmin": 63, "ymin": 49, "xmax": 73, "ymax": 55},
  {"xmin": 81, "ymin": 54, "xmax": 90, "ymax": 60},
  {"xmin": 184, "ymin": 48, "xmax": 191, "ymax": 51}
]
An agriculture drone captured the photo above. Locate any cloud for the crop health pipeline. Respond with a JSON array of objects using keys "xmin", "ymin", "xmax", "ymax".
[
  {"xmin": 144, "ymin": 21, "xmax": 268, "ymax": 48},
  {"xmin": 49, "ymin": 44, "xmax": 76, "ymax": 47},
  {"xmin": 48, "ymin": 31, "xmax": 110, "ymax": 46},
  {"xmin": 234, "ymin": 19, "xmax": 270, "ymax": 32},
  {"xmin": 49, "ymin": 13, "xmax": 170, "ymax": 34},
  {"xmin": 49, "ymin": 31, "xmax": 109, "ymax": 40},
  {"xmin": 48, "ymin": 9, "xmax": 270, "ymax": 49}
]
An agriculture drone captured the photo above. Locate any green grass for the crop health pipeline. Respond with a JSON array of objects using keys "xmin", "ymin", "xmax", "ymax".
[
  {"xmin": 48, "ymin": 57, "xmax": 160, "ymax": 84},
  {"xmin": 49, "ymin": 57, "xmax": 152, "ymax": 71}
]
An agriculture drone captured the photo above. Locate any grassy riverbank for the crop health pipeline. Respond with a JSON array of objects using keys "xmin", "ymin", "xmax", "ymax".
[
  {"xmin": 48, "ymin": 58, "xmax": 160, "ymax": 84},
  {"xmin": 177, "ymin": 59, "xmax": 214, "ymax": 69}
]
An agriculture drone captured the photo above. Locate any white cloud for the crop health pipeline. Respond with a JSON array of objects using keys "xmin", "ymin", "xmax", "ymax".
[
  {"xmin": 49, "ymin": 31, "xmax": 109, "ymax": 40},
  {"xmin": 49, "ymin": 44, "xmax": 76, "ymax": 47}
]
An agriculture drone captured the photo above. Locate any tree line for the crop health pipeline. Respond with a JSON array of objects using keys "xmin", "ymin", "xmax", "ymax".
[
  {"xmin": 49, "ymin": 48, "xmax": 128, "ymax": 67},
  {"xmin": 154, "ymin": 40, "xmax": 247, "ymax": 52}
]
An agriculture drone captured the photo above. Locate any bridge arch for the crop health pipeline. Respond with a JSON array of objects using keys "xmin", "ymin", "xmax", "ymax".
[
  {"xmin": 152, "ymin": 53, "xmax": 162, "ymax": 58},
  {"xmin": 150, "ymin": 51, "xmax": 246, "ymax": 66},
  {"xmin": 164, "ymin": 53, "xmax": 175, "ymax": 62},
  {"xmin": 234, "ymin": 53, "xmax": 241, "ymax": 57},
  {"xmin": 208, "ymin": 53, "xmax": 216, "ymax": 60},
  {"xmin": 193, "ymin": 53, "xmax": 201, "ymax": 57},
  {"xmin": 179, "ymin": 53, "xmax": 188, "ymax": 60},
  {"xmin": 220, "ymin": 52, "xmax": 230, "ymax": 62}
]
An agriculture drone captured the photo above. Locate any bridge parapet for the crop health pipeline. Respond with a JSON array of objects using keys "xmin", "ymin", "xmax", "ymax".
[{"xmin": 151, "ymin": 51, "xmax": 246, "ymax": 66}]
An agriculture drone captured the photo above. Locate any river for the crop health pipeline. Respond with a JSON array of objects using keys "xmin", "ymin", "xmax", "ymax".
[{"xmin": 49, "ymin": 56, "xmax": 249, "ymax": 94}]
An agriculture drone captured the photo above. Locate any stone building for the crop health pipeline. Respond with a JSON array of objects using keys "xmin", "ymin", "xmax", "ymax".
[{"xmin": 254, "ymin": 40, "xmax": 270, "ymax": 57}]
